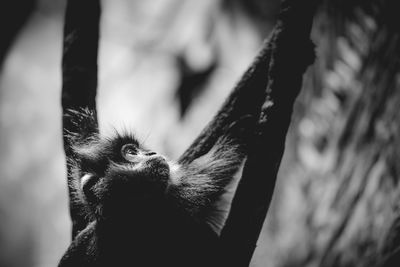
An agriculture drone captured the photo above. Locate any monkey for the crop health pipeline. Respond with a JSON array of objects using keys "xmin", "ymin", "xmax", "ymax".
[
  {"xmin": 58, "ymin": 109, "xmax": 252, "ymax": 267},
  {"xmin": 60, "ymin": 0, "xmax": 318, "ymax": 264}
]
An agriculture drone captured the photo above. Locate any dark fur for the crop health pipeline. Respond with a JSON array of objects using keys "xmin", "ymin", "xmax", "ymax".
[{"xmin": 59, "ymin": 109, "xmax": 249, "ymax": 267}]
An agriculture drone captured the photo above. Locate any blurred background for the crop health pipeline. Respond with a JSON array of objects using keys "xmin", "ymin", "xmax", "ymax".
[
  {"xmin": 0, "ymin": 0, "xmax": 279, "ymax": 266},
  {"xmin": 2, "ymin": 0, "xmax": 400, "ymax": 267}
]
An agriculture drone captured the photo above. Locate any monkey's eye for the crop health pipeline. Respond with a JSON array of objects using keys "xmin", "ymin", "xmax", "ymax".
[{"xmin": 121, "ymin": 144, "xmax": 138, "ymax": 161}]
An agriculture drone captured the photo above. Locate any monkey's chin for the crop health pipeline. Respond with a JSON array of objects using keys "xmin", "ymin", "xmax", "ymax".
[
  {"xmin": 95, "ymin": 192, "xmax": 167, "ymax": 222},
  {"xmin": 89, "ymin": 173, "xmax": 169, "ymax": 217}
]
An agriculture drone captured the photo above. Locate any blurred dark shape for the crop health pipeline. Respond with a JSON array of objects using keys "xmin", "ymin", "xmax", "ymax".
[
  {"xmin": 222, "ymin": 0, "xmax": 280, "ymax": 35},
  {"xmin": 0, "ymin": 1, "xmax": 36, "ymax": 263},
  {"xmin": 173, "ymin": 0, "xmax": 280, "ymax": 119},
  {"xmin": 0, "ymin": 0, "xmax": 36, "ymax": 69},
  {"xmin": 175, "ymin": 52, "xmax": 218, "ymax": 118},
  {"xmin": 37, "ymin": 0, "xmax": 64, "ymax": 15}
]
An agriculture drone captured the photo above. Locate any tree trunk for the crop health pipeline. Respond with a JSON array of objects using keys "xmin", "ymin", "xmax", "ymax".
[{"xmin": 266, "ymin": 1, "xmax": 400, "ymax": 266}]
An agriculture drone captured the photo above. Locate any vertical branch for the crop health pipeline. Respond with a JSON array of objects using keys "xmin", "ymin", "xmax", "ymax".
[
  {"xmin": 219, "ymin": 1, "xmax": 319, "ymax": 266},
  {"xmin": 61, "ymin": 0, "xmax": 101, "ymax": 237}
]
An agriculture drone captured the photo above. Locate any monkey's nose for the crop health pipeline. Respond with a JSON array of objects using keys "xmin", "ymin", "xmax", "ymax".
[
  {"xmin": 143, "ymin": 154, "xmax": 169, "ymax": 170},
  {"xmin": 145, "ymin": 154, "xmax": 167, "ymax": 164}
]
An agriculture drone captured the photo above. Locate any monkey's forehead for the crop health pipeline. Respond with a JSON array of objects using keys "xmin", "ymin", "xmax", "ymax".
[
  {"xmin": 106, "ymin": 132, "xmax": 140, "ymax": 148},
  {"xmin": 73, "ymin": 132, "xmax": 142, "ymax": 161}
]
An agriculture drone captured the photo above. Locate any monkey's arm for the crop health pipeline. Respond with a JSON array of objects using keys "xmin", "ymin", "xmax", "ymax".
[
  {"xmin": 172, "ymin": 117, "xmax": 250, "ymax": 222},
  {"xmin": 179, "ymin": 0, "xmax": 319, "ymax": 265},
  {"xmin": 220, "ymin": 0, "xmax": 318, "ymax": 264},
  {"xmin": 61, "ymin": 0, "xmax": 101, "ymax": 238}
]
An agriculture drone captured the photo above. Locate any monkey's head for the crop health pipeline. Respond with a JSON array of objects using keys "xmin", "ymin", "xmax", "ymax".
[{"xmin": 72, "ymin": 133, "xmax": 172, "ymax": 221}]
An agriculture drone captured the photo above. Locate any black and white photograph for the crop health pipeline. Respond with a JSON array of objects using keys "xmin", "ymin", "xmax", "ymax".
[{"xmin": 0, "ymin": 0, "xmax": 399, "ymax": 266}]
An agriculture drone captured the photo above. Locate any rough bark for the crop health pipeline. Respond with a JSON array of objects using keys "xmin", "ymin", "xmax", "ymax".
[{"xmin": 267, "ymin": 1, "xmax": 400, "ymax": 266}]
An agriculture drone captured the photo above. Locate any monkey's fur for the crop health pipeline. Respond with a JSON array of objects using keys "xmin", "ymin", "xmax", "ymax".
[{"xmin": 58, "ymin": 109, "xmax": 250, "ymax": 267}]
